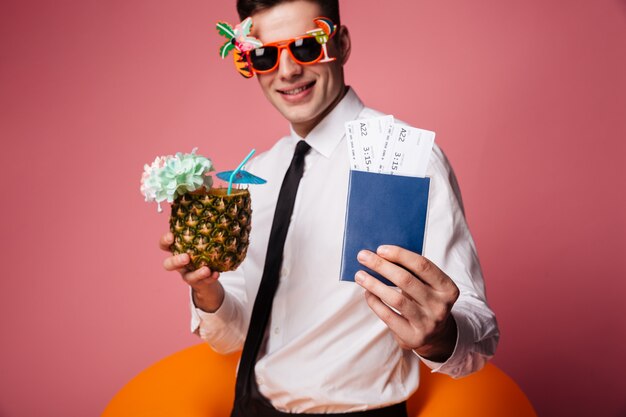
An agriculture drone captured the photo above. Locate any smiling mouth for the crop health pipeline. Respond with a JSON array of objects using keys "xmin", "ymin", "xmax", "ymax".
[{"xmin": 277, "ymin": 81, "xmax": 316, "ymax": 96}]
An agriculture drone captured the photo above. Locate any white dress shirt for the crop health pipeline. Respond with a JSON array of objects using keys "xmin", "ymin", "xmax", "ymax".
[{"xmin": 190, "ymin": 88, "xmax": 499, "ymax": 413}]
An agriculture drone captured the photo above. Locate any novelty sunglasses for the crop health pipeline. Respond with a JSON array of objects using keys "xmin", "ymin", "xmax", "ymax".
[{"xmin": 217, "ymin": 17, "xmax": 338, "ymax": 78}]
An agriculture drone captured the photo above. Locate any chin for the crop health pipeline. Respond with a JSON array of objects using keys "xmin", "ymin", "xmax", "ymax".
[
  {"xmin": 283, "ymin": 109, "xmax": 322, "ymax": 127},
  {"xmin": 276, "ymin": 101, "xmax": 320, "ymax": 124}
]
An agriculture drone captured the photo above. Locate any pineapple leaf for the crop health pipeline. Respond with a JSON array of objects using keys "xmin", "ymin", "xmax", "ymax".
[
  {"xmin": 216, "ymin": 22, "xmax": 235, "ymax": 39},
  {"xmin": 220, "ymin": 42, "xmax": 234, "ymax": 59}
]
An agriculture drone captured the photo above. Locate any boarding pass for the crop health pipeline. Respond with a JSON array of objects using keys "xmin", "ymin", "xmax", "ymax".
[{"xmin": 345, "ymin": 116, "xmax": 435, "ymax": 177}]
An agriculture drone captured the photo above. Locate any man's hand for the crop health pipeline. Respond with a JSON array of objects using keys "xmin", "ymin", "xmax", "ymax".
[
  {"xmin": 160, "ymin": 232, "xmax": 224, "ymax": 313},
  {"xmin": 355, "ymin": 245, "xmax": 459, "ymax": 362}
]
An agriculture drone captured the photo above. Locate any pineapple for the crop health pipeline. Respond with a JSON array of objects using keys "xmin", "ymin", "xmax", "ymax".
[
  {"xmin": 141, "ymin": 148, "xmax": 263, "ymax": 272},
  {"xmin": 169, "ymin": 187, "xmax": 252, "ymax": 272}
]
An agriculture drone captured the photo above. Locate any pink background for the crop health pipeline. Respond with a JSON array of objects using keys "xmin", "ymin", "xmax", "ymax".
[{"xmin": 1, "ymin": 0, "xmax": 625, "ymax": 416}]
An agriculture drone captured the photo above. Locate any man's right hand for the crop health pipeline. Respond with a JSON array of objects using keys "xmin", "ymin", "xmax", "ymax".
[{"xmin": 160, "ymin": 232, "xmax": 225, "ymax": 313}]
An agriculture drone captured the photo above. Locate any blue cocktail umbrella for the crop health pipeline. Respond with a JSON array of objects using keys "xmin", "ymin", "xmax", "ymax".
[{"xmin": 217, "ymin": 149, "xmax": 267, "ymax": 195}]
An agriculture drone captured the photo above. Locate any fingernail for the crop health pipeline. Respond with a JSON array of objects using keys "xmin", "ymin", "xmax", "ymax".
[
  {"xmin": 355, "ymin": 271, "xmax": 366, "ymax": 284},
  {"xmin": 377, "ymin": 245, "xmax": 390, "ymax": 255},
  {"xmin": 177, "ymin": 254, "xmax": 188, "ymax": 262},
  {"xmin": 357, "ymin": 250, "xmax": 372, "ymax": 262}
]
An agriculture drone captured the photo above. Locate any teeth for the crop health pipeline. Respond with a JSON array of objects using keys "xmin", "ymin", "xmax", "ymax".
[{"xmin": 281, "ymin": 84, "xmax": 311, "ymax": 95}]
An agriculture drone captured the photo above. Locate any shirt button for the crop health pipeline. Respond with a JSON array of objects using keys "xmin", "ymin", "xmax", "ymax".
[
  {"xmin": 257, "ymin": 376, "xmax": 265, "ymax": 385},
  {"xmin": 274, "ymin": 327, "xmax": 280, "ymax": 335}
]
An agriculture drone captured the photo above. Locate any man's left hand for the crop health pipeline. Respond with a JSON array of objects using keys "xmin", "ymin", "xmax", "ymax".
[{"xmin": 355, "ymin": 245, "xmax": 459, "ymax": 362}]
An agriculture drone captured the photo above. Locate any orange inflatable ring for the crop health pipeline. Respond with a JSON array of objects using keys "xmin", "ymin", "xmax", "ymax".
[{"xmin": 102, "ymin": 344, "xmax": 536, "ymax": 417}]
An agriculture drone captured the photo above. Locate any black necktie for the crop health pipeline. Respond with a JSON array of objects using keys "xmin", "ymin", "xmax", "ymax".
[{"xmin": 233, "ymin": 140, "xmax": 311, "ymax": 414}]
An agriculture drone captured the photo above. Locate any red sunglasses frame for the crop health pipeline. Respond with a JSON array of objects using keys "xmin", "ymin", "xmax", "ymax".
[{"xmin": 245, "ymin": 34, "xmax": 332, "ymax": 74}]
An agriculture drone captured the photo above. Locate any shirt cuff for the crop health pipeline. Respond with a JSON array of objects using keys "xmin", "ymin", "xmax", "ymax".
[
  {"xmin": 189, "ymin": 288, "xmax": 237, "ymax": 334},
  {"xmin": 413, "ymin": 309, "xmax": 472, "ymax": 377}
]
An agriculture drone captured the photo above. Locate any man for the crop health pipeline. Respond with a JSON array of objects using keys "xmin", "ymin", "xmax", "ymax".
[{"xmin": 160, "ymin": 0, "xmax": 499, "ymax": 415}]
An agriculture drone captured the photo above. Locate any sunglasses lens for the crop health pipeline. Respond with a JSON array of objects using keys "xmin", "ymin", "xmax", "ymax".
[
  {"xmin": 290, "ymin": 37, "xmax": 322, "ymax": 63},
  {"xmin": 250, "ymin": 46, "xmax": 279, "ymax": 71}
]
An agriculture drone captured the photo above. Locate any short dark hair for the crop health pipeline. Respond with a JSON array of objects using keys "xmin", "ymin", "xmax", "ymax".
[{"xmin": 237, "ymin": 0, "xmax": 340, "ymax": 26}]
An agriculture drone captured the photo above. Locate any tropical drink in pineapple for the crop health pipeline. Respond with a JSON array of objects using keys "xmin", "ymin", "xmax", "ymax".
[{"xmin": 140, "ymin": 148, "xmax": 260, "ymax": 273}]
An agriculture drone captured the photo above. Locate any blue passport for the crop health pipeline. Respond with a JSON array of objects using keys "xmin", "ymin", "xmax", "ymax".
[{"xmin": 340, "ymin": 170, "xmax": 431, "ymax": 286}]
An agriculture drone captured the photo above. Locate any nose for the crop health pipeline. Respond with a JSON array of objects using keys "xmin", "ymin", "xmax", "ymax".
[{"xmin": 277, "ymin": 48, "xmax": 302, "ymax": 80}]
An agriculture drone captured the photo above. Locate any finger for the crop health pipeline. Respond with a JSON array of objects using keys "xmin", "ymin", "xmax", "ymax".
[
  {"xmin": 357, "ymin": 250, "xmax": 423, "ymax": 295},
  {"xmin": 159, "ymin": 232, "xmax": 174, "ymax": 251},
  {"xmin": 391, "ymin": 332, "xmax": 412, "ymax": 351},
  {"xmin": 163, "ymin": 253, "xmax": 190, "ymax": 271},
  {"xmin": 363, "ymin": 291, "xmax": 413, "ymax": 340},
  {"xmin": 356, "ymin": 270, "xmax": 422, "ymax": 313},
  {"xmin": 182, "ymin": 266, "xmax": 219, "ymax": 286},
  {"xmin": 376, "ymin": 245, "xmax": 452, "ymax": 290}
]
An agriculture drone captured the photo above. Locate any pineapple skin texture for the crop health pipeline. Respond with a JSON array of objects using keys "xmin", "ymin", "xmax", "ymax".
[{"xmin": 169, "ymin": 188, "xmax": 252, "ymax": 272}]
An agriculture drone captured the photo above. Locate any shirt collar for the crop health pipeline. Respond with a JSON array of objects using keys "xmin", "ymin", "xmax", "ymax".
[{"xmin": 289, "ymin": 87, "xmax": 365, "ymax": 159}]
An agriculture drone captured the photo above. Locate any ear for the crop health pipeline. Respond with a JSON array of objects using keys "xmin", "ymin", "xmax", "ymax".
[{"xmin": 336, "ymin": 25, "xmax": 351, "ymax": 65}]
